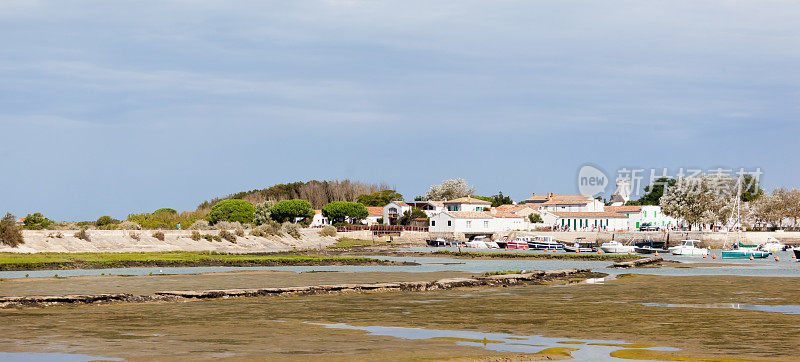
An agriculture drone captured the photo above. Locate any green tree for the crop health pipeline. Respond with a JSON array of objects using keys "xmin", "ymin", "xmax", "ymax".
[
  {"xmin": 321, "ymin": 202, "xmax": 369, "ymax": 224},
  {"xmin": 398, "ymin": 208, "xmax": 428, "ymax": 225},
  {"xmin": 356, "ymin": 190, "xmax": 404, "ymax": 206},
  {"xmin": 96, "ymin": 215, "xmax": 119, "ymax": 227},
  {"xmin": 206, "ymin": 199, "xmax": 256, "ymax": 225},
  {"xmin": 253, "ymin": 201, "xmax": 275, "ymax": 226},
  {"xmin": 0, "ymin": 213, "xmax": 24, "ymax": 247},
  {"xmin": 634, "ymin": 177, "xmax": 678, "ymax": 205},
  {"xmin": 740, "ymin": 174, "xmax": 764, "ymax": 202},
  {"xmin": 490, "ymin": 191, "xmax": 513, "ymax": 207},
  {"xmin": 22, "ymin": 212, "xmax": 54, "ymax": 230},
  {"xmin": 153, "ymin": 208, "xmax": 178, "ymax": 214},
  {"xmin": 528, "ymin": 213, "xmax": 543, "ymax": 223},
  {"xmin": 269, "ymin": 199, "xmax": 314, "ymax": 223}
]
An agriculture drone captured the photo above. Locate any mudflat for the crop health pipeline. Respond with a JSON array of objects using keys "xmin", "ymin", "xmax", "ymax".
[{"xmin": 1, "ymin": 274, "xmax": 797, "ymax": 361}]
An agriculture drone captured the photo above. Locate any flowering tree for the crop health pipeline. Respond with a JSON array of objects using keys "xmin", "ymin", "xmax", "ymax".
[{"xmin": 424, "ymin": 178, "xmax": 475, "ymax": 201}]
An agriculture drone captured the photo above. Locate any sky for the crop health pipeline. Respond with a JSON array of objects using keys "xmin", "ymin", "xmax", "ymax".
[{"xmin": 1, "ymin": 0, "xmax": 799, "ymax": 221}]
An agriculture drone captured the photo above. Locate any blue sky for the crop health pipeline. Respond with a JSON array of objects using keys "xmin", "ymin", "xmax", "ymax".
[{"xmin": 1, "ymin": 1, "xmax": 799, "ymax": 220}]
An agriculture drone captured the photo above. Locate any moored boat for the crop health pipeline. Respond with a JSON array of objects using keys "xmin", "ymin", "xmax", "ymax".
[
  {"xmin": 527, "ymin": 236, "xmax": 563, "ymax": 250},
  {"xmin": 600, "ymin": 240, "xmax": 635, "ymax": 254},
  {"xmin": 722, "ymin": 244, "xmax": 771, "ymax": 259},
  {"xmin": 669, "ymin": 239, "xmax": 708, "ymax": 256},
  {"xmin": 564, "ymin": 238, "xmax": 594, "ymax": 253},
  {"xmin": 507, "ymin": 236, "xmax": 530, "ymax": 249},
  {"xmin": 794, "ymin": 248, "xmax": 800, "ymax": 261},
  {"xmin": 633, "ymin": 239, "xmax": 668, "ymax": 254}
]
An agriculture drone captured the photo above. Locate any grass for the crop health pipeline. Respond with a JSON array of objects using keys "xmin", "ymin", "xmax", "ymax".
[
  {"xmin": 328, "ymin": 237, "xmax": 388, "ymax": 248},
  {"xmin": 482, "ymin": 270, "xmax": 526, "ymax": 276},
  {"xmin": 0, "ymin": 251, "xmax": 400, "ymax": 271},
  {"xmin": 431, "ymin": 250, "xmax": 642, "ymax": 262}
]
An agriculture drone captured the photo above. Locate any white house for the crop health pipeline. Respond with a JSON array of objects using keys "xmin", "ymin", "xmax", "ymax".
[
  {"xmin": 429, "ymin": 210, "xmax": 525, "ymax": 236},
  {"xmin": 309, "ymin": 210, "xmax": 330, "ymax": 227},
  {"xmin": 383, "ymin": 201, "xmax": 444, "ymax": 225},
  {"xmin": 443, "ymin": 196, "xmax": 492, "ymax": 212},
  {"xmin": 541, "ymin": 195, "xmax": 604, "ymax": 213},
  {"xmin": 541, "ymin": 210, "xmax": 629, "ymax": 231},
  {"xmin": 364, "ymin": 207, "xmax": 384, "ymax": 225},
  {"xmin": 613, "ymin": 205, "xmax": 680, "ymax": 230}
]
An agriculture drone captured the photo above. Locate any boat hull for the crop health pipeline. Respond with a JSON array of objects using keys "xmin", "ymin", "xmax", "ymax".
[
  {"xmin": 721, "ymin": 250, "xmax": 771, "ymax": 259},
  {"xmin": 507, "ymin": 242, "xmax": 529, "ymax": 249},
  {"xmin": 671, "ymin": 248, "xmax": 708, "ymax": 256},
  {"xmin": 527, "ymin": 242, "xmax": 564, "ymax": 250},
  {"xmin": 600, "ymin": 243, "xmax": 635, "ymax": 254},
  {"xmin": 634, "ymin": 246, "xmax": 668, "ymax": 254},
  {"xmin": 794, "ymin": 248, "xmax": 800, "ymax": 260}
]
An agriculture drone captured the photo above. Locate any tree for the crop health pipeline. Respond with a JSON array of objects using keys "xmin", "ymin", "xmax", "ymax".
[
  {"xmin": 269, "ymin": 199, "xmax": 314, "ymax": 223},
  {"xmin": 398, "ymin": 208, "xmax": 428, "ymax": 226},
  {"xmin": 490, "ymin": 191, "xmax": 513, "ymax": 207},
  {"xmin": 206, "ymin": 199, "xmax": 256, "ymax": 225},
  {"xmin": 22, "ymin": 212, "xmax": 54, "ymax": 230},
  {"xmin": 749, "ymin": 190, "xmax": 785, "ymax": 229},
  {"xmin": 0, "ymin": 213, "xmax": 24, "ymax": 247},
  {"xmin": 96, "ymin": 215, "xmax": 119, "ymax": 227},
  {"xmin": 253, "ymin": 201, "xmax": 275, "ymax": 226},
  {"xmin": 356, "ymin": 190, "xmax": 404, "ymax": 206},
  {"xmin": 528, "ymin": 213, "xmax": 543, "ymax": 223},
  {"xmin": 635, "ymin": 177, "xmax": 677, "ymax": 205},
  {"xmin": 660, "ymin": 175, "xmax": 733, "ymax": 229},
  {"xmin": 740, "ymin": 174, "xmax": 765, "ymax": 202},
  {"xmin": 153, "ymin": 208, "xmax": 178, "ymax": 214},
  {"xmin": 322, "ymin": 201, "xmax": 369, "ymax": 224},
  {"xmin": 424, "ymin": 178, "xmax": 475, "ymax": 201}
]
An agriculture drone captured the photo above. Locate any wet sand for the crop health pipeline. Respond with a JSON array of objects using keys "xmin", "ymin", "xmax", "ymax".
[{"xmin": 0, "ymin": 274, "xmax": 797, "ymax": 361}]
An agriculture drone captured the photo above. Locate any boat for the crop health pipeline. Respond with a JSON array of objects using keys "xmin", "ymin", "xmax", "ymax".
[
  {"xmin": 794, "ymin": 247, "xmax": 800, "ymax": 261},
  {"xmin": 564, "ymin": 238, "xmax": 594, "ymax": 253},
  {"xmin": 426, "ymin": 238, "xmax": 464, "ymax": 247},
  {"xmin": 759, "ymin": 237, "xmax": 788, "ymax": 252},
  {"xmin": 495, "ymin": 240, "xmax": 508, "ymax": 249},
  {"xmin": 669, "ymin": 239, "xmax": 708, "ymax": 256},
  {"xmin": 527, "ymin": 236, "xmax": 564, "ymax": 250},
  {"xmin": 721, "ymin": 177, "xmax": 771, "ymax": 260},
  {"xmin": 465, "ymin": 235, "xmax": 490, "ymax": 249},
  {"xmin": 600, "ymin": 240, "xmax": 636, "ymax": 254},
  {"xmin": 633, "ymin": 239, "xmax": 668, "ymax": 254},
  {"xmin": 507, "ymin": 236, "xmax": 530, "ymax": 249}
]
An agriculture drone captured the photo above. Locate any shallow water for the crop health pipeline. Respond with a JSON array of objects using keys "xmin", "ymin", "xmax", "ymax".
[
  {"xmin": 310, "ymin": 322, "xmax": 679, "ymax": 362},
  {"xmin": 0, "ymin": 248, "xmax": 797, "ymax": 279},
  {"xmin": 0, "ymin": 352, "xmax": 121, "ymax": 361},
  {"xmin": 641, "ymin": 302, "xmax": 800, "ymax": 315}
]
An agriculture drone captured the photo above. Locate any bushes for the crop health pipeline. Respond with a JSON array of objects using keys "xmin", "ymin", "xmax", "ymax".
[
  {"xmin": 0, "ymin": 213, "xmax": 24, "ymax": 247},
  {"xmin": 118, "ymin": 221, "xmax": 141, "ymax": 230},
  {"xmin": 153, "ymin": 208, "xmax": 177, "ymax": 214},
  {"xmin": 219, "ymin": 230, "xmax": 236, "ymax": 243},
  {"xmin": 188, "ymin": 220, "xmax": 211, "ymax": 230},
  {"xmin": 253, "ymin": 201, "xmax": 274, "ymax": 226},
  {"xmin": 74, "ymin": 227, "xmax": 91, "ymax": 241},
  {"xmin": 190, "ymin": 230, "xmax": 202, "ymax": 241},
  {"xmin": 152, "ymin": 231, "xmax": 165, "ymax": 241},
  {"xmin": 129, "ymin": 232, "xmax": 141, "ymax": 240},
  {"xmin": 206, "ymin": 200, "xmax": 255, "ymax": 225},
  {"xmin": 318, "ymin": 225, "xmax": 337, "ymax": 237},
  {"xmin": 321, "ymin": 202, "xmax": 368, "ymax": 224},
  {"xmin": 96, "ymin": 215, "xmax": 120, "ymax": 229},
  {"xmin": 127, "ymin": 210, "xmax": 207, "ymax": 230},
  {"xmin": 269, "ymin": 199, "xmax": 314, "ymax": 223},
  {"xmin": 282, "ymin": 223, "xmax": 301, "ymax": 239},
  {"xmin": 23, "ymin": 213, "xmax": 54, "ymax": 230},
  {"xmin": 250, "ymin": 220, "xmax": 281, "ymax": 237},
  {"xmin": 235, "ymin": 227, "xmax": 245, "ymax": 237}
]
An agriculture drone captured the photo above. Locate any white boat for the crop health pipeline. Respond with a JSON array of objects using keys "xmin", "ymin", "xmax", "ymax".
[
  {"xmin": 465, "ymin": 236, "xmax": 489, "ymax": 249},
  {"xmin": 527, "ymin": 236, "xmax": 564, "ymax": 250},
  {"xmin": 669, "ymin": 239, "xmax": 708, "ymax": 256},
  {"xmin": 760, "ymin": 237, "xmax": 787, "ymax": 252},
  {"xmin": 600, "ymin": 240, "xmax": 636, "ymax": 254},
  {"xmin": 507, "ymin": 236, "xmax": 530, "ymax": 249}
]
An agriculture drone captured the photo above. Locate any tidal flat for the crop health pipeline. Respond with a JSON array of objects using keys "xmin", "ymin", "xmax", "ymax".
[{"xmin": 1, "ymin": 274, "xmax": 798, "ymax": 361}]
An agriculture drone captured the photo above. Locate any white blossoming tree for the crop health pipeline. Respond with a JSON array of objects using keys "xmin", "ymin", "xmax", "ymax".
[{"xmin": 424, "ymin": 178, "xmax": 475, "ymax": 201}]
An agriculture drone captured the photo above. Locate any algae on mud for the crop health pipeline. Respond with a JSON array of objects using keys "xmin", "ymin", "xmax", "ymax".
[
  {"xmin": 0, "ymin": 251, "xmax": 404, "ymax": 271},
  {"xmin": 0, "ymin": 274, "xmax": 797, "ymax": 361}
]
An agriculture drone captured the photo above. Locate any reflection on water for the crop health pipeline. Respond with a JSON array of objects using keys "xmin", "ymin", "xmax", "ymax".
[
  {"xmin": 0, "ymin": 352, "xmax": 122, "ymax": 361},
  {"xmin": 641, "ymin": 302, "xmax": 800, "ymax": 315},
  {"xmin": 0, "ymin": 248, "xmax": 797, "ymax": 279},
  {"xmin": 309, "ymin": 322, "xmax": 679, "ymax": 362}
]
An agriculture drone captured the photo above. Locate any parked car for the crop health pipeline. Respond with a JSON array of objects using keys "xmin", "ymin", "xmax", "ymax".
[{"xmin": 639, "ymin": 223, "xmax": 660, "ymax": 231}]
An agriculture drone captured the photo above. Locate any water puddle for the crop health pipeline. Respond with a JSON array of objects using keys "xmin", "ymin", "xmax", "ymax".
[
  {"xmin": 641, "ymin": 303, "xmax": 800, "ymax": 315},
  {"xmin": 308, "ymin": 322, "xmax": 679, "ymax": 361},
  {"xmin": 0, "ymin": 352, "xmax": 122, "ymax": 361}
]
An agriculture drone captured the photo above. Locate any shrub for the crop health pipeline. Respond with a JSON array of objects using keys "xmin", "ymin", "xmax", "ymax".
[
  {"xmin": 190, "ymin": 230, "xmax": 202, "ymax": 241},
  {"xmin": 23, "ymin": 212, "xmax": 54, "ymax": 230},
  {"xmin": 127, "ymin": 210, "xmax": 207, "ymax": 230},
  {"xmin": 214, "ymin": 221, "xmax": 243, "ymax": 231},
  {"xmin": 253, "ymin": 201, "xmax": 274, "ymax": 226},
  {"xmin": 322, "ymin": 202, "xmax": 369, "ymax": 224},
  {"xmin": 152, "ymin": 231, "xmax": 165, "ymax": 241},
  {"xmin": 0, "ymin": 213, "xmax": 25, "ymax": 247},
  {"xmin": 219, "ymin": 230, "xmax": 236, "ymax": 243},
  {"xmin": 118, "ymin": 221, "xmax": 141, "ymax": 230},
  {"xmin": 96, "ymin": 215, "xmax": 117, "ymax": 227},
  {"xmin": 528, "ymin": 213, "xmax": 543, "ymax": 223},
  {"xmin": 235, "ymin": 227, "xmax": 245, "ymax": 237},
  {"xmin": 153, "ymin": 208, "xmax": 177, "ymax": 214},
  {"xmin": 270, "ymin": 199, "xmax": 314, "ymax": 223},
  {"xmin": 206, "ymin": 200, "xmax": 255, "ymax": 225},
  {"xmin": 74, "ymin": 227, "xmax": 91, "ymax": 241},
  {"xmin": 129, "ymin": 232, "xmax": 141, "ymax": 240},
  {"xmin": 250, "ymin": 220, "xmax": 281, "ymax": 237},
  {"xmin": 212, "ymin": 234, "xmax": 222, "ymax": 242},
  {"xmin": 282, "ymin": 222, "xmax": 301, "ymax": 239},
  {"xmin": 188, "ymin": 220, "xmax": 211, "ymax": 230},
  {"xmin": 318, "ymin": 225, "xmax": 337, "ymax": 237}
]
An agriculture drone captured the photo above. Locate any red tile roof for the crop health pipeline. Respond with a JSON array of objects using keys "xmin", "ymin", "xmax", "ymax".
[
  {"xmin": 443, "ymin": 196, "xmax": 492, "ymax": 205},
  {"xmin": 542, "ymin": 195, "xmax": 594, "ymax": 205},
  {"xmin": 605, "ymin": 205, "xmax": 642, "ymax": 213},
  {"xmin": 366, "ymin": 207, "xmax": 383, "ymax": 216}
]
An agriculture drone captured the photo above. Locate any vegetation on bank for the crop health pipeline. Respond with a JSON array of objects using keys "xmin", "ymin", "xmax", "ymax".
[
  {"xmin": 431, "ymin": 250, "xmax": 641, "ymax": 262},
  {"xmin": 0, "ymin": 251, "xmax": 399, "ymax": 271},
  {"xmin": 328, "ymin": 237, "xmax": 387, "ymax": 248}
]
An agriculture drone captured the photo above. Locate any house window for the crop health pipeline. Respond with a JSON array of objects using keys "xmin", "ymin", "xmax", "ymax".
[
  {"xmin": 447, "ymin": 220, "xmax": 452, "ymax": 227},
  {"xmin": 466, "ymin": 221, "xmax": 472, "ymax": 228},
  {"xmin": 483, "ymin": 221, "xmax": 489, "ymax": 228},
  {"xmin": 431, "ymin": 220, "xmax": 435, "ymax": 226}
]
